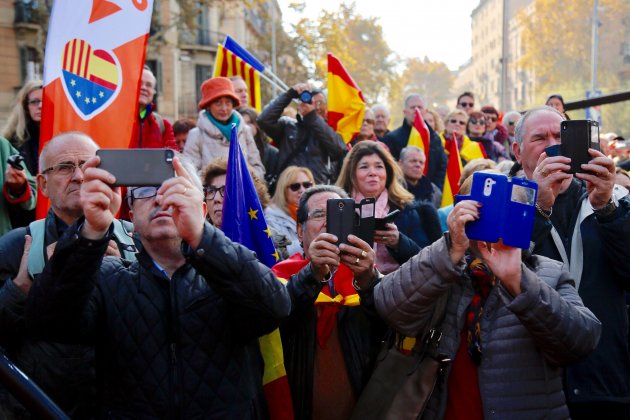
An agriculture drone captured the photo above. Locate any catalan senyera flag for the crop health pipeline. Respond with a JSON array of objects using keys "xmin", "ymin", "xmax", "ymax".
[
  {"xmin": 213, "ymin": 45, "xmax": 262, "ymax": 112},
  {"xmin": 327, "ymin": 53, "xmax": 366, "ymax": 144},
  {"xmin": 222, "ymin": 125, "xmax": 293, "ymax": 420},
  {"xmin": 441, "ymin": 136, "xmax": 464, "ymax": 208},
  {"xmin": 38, "ymin": 0, "xmax": 153, "ymax": 218},
  {"xmin": 407, "ymin": 109, "xmax": 431, "ymax": 176}
]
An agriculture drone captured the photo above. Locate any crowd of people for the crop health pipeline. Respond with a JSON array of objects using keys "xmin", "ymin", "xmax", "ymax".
[{"xmin": 0, "ymin": 68, "xmax": 629, "ymax": 420}]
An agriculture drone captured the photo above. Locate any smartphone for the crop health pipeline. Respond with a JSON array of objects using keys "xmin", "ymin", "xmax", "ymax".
[
  {"xmin": 560, "ymin": 120, "xmax": 600, "ymax": 174},
  {"xmin": 374, "ymin": 209, "xmax": 401, "ymax": 230},
  {"xmin": 326, "ymin": 198, "xmax": 355, "ymax": 246},
  {"xmin": 96, "ymin": 148, "xmax": 175, "ymax": 186}
]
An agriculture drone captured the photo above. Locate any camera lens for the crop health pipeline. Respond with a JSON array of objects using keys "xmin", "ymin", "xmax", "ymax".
[
  {"xmin": 338, "ymin": 202, "xmax": 344, "ymax": 209},
  {"xmin": 299, "ymin": 91, "xmax": 313, "ymax": 104}
]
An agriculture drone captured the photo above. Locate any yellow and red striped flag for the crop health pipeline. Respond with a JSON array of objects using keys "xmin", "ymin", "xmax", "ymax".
[
  {"xmin": 441, "ymin": 136, "xmax": 464, "ymax": 207},
  {"xmin": 213, "ymin": 45, "xmax": 262, "ymax": 112},
  {"xmin": 407, "ymin": 109, "xmax": 431, "ymax": 176},
  {"xmin": 327, "ymin": 53, "xmax": 365, "ymax": 144},
  {"xmin": 38, "ymin": 0, "xmax": 153, "ymax": 218}
]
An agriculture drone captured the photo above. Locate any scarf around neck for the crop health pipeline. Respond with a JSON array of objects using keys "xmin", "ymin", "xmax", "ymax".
[{"xmin": 205, "ymin": 110, "xmax": 240, "ymax": 141}]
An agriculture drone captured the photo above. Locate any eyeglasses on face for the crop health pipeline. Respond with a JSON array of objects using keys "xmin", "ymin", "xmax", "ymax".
[
  {"xmin": 129, "ymin": 186, "xmax": 158, "ymax": 203},
  {"xmin": 469, "ymin": 118, "xmax": 486, "ymax": 125},
  {"xmin": 362, "ymin": 119, "xmax": 375, "ymax": 125},
  {"xmin": 459, "ymin": 101, "xmax": 474, "ymax": 108},
  {"xmin": 41, "ymin": 160, "xmax": 87, "ymax": 176},
  {"xmin": 288, "ymin": 181, "xmax": 313, "ymax": 192},
  {"xmin": 449, "ymin": 119, "xmax": 467, "ymax": 126},
  {"xmin": 204, "ymin": 185, "xmax": 225, "ymax": 200},
  {"xmin": 484, "ymin": 115, "xmax": 498, "ymax": 122}
]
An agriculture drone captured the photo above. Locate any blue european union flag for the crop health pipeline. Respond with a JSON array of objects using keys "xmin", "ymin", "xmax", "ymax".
[
  {"xmin": 222, "ymin": 123, "xmax": 278, "ymax": 267},
  {"xmin": 62, "ymin": 70, "xmax": 115, "ymax": 117}
]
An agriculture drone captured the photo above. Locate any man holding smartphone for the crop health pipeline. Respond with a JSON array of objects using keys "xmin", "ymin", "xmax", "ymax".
[
  {"xmin": 0, "ymin": 131, "xmax": 135, "ymax": 418},
  {"xmin": 272, "ymin": 185, "xmax": 383, "ymax": 420},
  {"xmin": 25, "ymin": 156, "xmax": 291, "ymax": 418},
  {"xmin": 512, "ymin": 106, "xmax": 630, "ymax": 419}
]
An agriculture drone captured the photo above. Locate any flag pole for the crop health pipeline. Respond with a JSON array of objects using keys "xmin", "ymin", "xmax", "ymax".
[{"xmin": 264, "ymin": 69, "xmax": 290, "ymax": 91}]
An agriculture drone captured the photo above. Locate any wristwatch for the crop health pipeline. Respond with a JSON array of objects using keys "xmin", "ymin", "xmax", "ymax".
[{"xmin": 593, "ymin": 196, "xmax": 619, "ymax": 218}]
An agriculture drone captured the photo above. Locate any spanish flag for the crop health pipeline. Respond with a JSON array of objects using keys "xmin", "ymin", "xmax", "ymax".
[
  {"xmin": 213, "ymin": 45, "xmax": 262, "ymax": 112},
  {"xmin": 327, "ymin": 53, "xmax": 365, "ymax": 144},
  {"xmin": 38, "ymin": 0, "xmax": 153, "ymax": 218},
  {"xmin": 441, "ymin": 136, "xmax": 464, "ymax": 208},
  {"xmin": 407, "ymin": 109, "xmax": 431, "ymax": 176}
]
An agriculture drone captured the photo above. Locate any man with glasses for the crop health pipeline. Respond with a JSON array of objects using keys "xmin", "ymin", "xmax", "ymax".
[
  {"xmin": 502, "ymin": 110, "xmax": 521, "ymax": 160},
  {"xmin": 25, "ymin": 155, "xmax": 291, "ymax": 418},
  {"xmin": 382, "ymin": 93, "xmax": 447, "ymax": 190},
  {"xmin": 271, "ymin": 184, "xmax": 382, "ymax": 420},
  {"xmin": 0, "ymin": 131, "xmax": 135, "ymax": 418},
  {"xmin": 258, "ymin": 83, "xmax": 347, "ymax": 185},
  {"xmin": 456, "ymin": 91, "xmax": 476, "ymax": 115}
]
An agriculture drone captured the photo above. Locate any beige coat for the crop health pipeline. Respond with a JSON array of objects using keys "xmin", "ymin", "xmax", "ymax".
[{"xmin": 183, "ymin": 110, "xmax": 264, "ymax": 178}]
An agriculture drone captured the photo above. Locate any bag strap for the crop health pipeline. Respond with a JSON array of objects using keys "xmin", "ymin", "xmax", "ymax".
[
  {"xmin": 413, "ymin": 290, "xmax": 450, "ymax": 352},
  {"xmin": 154, "ymin": 112, "xmax": 165, "ymax": 135}
]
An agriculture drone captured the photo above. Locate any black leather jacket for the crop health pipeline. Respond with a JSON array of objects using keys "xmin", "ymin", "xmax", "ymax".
[
  {"xmin": 257, "ymin": 89, "xmax": 347, "ymax": 184},
  {"xmin": 26, "ymin": 221, "xmax": 291, "ymax": 419}
]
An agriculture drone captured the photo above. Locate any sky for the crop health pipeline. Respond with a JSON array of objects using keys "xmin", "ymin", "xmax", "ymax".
[{"xmin": 276, "ymin": 0, "xmax": 476, "ymax": 71}]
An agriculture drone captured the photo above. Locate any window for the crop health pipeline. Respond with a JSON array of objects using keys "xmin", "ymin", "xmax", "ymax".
[
  {"xmin": 195, "ymin": 65, "xmax": 212, "ymax": 103},
  {"xmin": 19, "ymin": 47, "xmax": 41, "ymax": 83}
]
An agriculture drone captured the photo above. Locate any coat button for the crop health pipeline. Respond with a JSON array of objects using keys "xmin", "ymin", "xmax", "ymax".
[
  {"xmin": 196, "ymin": 248, "xmax": 205, "ymax": 257},
  {"xmin": 573, "ymin": 389, "xmax": 580, "ymax": 395},
  {"xmin": 72, "ymin": 234, "xmax": 79, "ymax": 241}
]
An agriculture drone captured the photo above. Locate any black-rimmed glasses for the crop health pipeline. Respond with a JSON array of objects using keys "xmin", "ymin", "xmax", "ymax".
[
  {"xmin": 204, "ymin": 185, "xmax": 225, "ymax": 200},
  {"xmin": 288, "ymin": 181, "xmax": 313, "ymax": 192}
]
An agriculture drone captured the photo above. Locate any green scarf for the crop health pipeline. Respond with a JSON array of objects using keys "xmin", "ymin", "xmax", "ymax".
[{"xmin": 205, "ymin": 110, "xmax": 240, "ymax": 142}]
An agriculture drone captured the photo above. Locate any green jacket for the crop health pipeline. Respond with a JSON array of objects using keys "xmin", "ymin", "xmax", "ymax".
[{"xmin": 0, "ymin": 137, "xmax": 37, "ymax": 236}]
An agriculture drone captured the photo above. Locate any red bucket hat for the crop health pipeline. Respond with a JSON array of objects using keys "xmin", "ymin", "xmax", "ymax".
[{"xmin": 198, "ymin": 77, "xmax": 240, "ymax": 110}]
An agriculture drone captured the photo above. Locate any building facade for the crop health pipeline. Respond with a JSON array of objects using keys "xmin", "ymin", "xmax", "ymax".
[{"xmin": 0, "ymin": 0, "xmax": 282, "ymax": 127}]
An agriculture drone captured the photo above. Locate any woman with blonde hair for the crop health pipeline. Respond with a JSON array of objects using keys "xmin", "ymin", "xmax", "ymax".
[
  {"xmin": 336, "ymin": 141, "xmax": 441, "ymax": 273},
  {"xmin": 2, "ymin": 79, "xmax": 43, "ymax": 175},
  {"xmin": 265, "ymin": 166, "xmax": 315, "ymax": 257},
  {"xmin": 440, "ymin": 109, "xmax": 487, "ymax": 165}
]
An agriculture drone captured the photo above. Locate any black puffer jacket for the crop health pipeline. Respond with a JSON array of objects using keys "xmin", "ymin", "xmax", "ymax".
[
  {"xmin": 26, "ymin": 221, "xmax": 292, "ymax": 419},
  {"xmin": 257, "ymin": 89, "xmax": 347, "ymax": 184}
]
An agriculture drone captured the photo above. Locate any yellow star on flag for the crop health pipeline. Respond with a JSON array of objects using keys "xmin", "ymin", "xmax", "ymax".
[
  {"xmin": 248, "ymin": 208, "xmax": 258, "ymax": 220},
  {"xmin": 264, "ymin": 227, "xmax": 272, "ymax": 238},
  {"xmin": 272, "ymin": 251, "xmax": 279, "ymax": 262}
]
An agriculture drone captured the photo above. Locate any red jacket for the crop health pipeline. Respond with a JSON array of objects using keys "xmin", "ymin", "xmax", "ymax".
[{"xmin": 130, "ymin": 107, "xmax": 177, "ymax": 150}]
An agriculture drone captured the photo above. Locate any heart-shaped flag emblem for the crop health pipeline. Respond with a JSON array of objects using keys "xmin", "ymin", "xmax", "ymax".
[{"xmin": 60, "ymin": 38, "xmax": 121, "ymax": 120}]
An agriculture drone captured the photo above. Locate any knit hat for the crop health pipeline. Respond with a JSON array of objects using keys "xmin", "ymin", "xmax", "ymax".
[{"xmin": 198, "ymin": 77, "xmax": 240, "ymax": 110}]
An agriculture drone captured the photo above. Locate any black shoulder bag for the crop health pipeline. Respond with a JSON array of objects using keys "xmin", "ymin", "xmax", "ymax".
[{"xmin": 351, "ymin": 292, "xmax": 452, "ymax": 420}]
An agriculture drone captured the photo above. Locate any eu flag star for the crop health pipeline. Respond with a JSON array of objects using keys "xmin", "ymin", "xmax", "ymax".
[
  {"xmin": 92, "ymin": 97, "xmax": 97, "ymax": 104},
  {"xmin": 76, "ymin": 91, "xmax": 82, "ymax": 98},
  {"xmin": 70, "ymin": 79, "xmax": 76, "ymax": 87},
  {"xmin": 264, "ymin": 228, "xmax": 272, "ymax": 238},
  {"xmin": 248, "ymin": 208, "xmax": 259, "ymax": 220},
  {"xmin": 84, "ymin": 97, "xmax": 90, "ymax": 104},
  {"xmin": 99, "ymin": 91, "xmax": 104, "ymax": 98},
  {"xmin": 272, "ymin": 251, "xmax": 279, "ymax": 262}
]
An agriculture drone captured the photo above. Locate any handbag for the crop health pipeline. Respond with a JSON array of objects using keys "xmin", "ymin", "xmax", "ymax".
[{"xmin": 351, "ymin": 292, "xmax": 451, "ymax": 420}]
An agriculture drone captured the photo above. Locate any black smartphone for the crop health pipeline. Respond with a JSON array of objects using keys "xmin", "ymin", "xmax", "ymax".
[
  {"xmin": 374, "ymin": 209, "xmax": 401, "ymax": 230},
  {"xmin": 326, "ymin": 198, "xmax": 355, "ymax": 246},
  {"xmin": 96, "ymin": 148, "xmax": 175, "ymax": 186},
  {"xmin": 560, "ymin": 120, "xmax": 600, "ymax": 174},
  {"xmin": 6, "ymin": 154, "xmax": 25, "ymax": 170}
]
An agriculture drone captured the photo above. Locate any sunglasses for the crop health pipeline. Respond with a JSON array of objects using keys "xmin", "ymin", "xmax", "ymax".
[
  {"xmin": 484, "ymin": 115, "xmax": 498, "ymax": 122},
  {"xmin": 363, "ymin": 119, "xmax": 375, "ymax": 125},
  {"xmin": 459, "ymin": 102, "xmax": 474, "ymax": 108},
  {"xmin": 288, "ymin": 181, "xmax": 313, "ymax": 192},
  {"xmin": 469, "ymin": 118, "xmax": 486, "ymax": 125},
  {"xmin": 449, "ymin": 119, "xmax": 467, "ymax": 126}
]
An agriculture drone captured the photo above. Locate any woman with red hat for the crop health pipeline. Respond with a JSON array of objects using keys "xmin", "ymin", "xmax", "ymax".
[{"xmin": 183, "ymin": 77, "xmax": 265, "ymax": 178}]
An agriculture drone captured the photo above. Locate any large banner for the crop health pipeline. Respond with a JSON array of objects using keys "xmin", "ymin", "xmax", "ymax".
[{"xmin": 40, "ymin": 0, "xmax": 153, "ymax": 148}]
